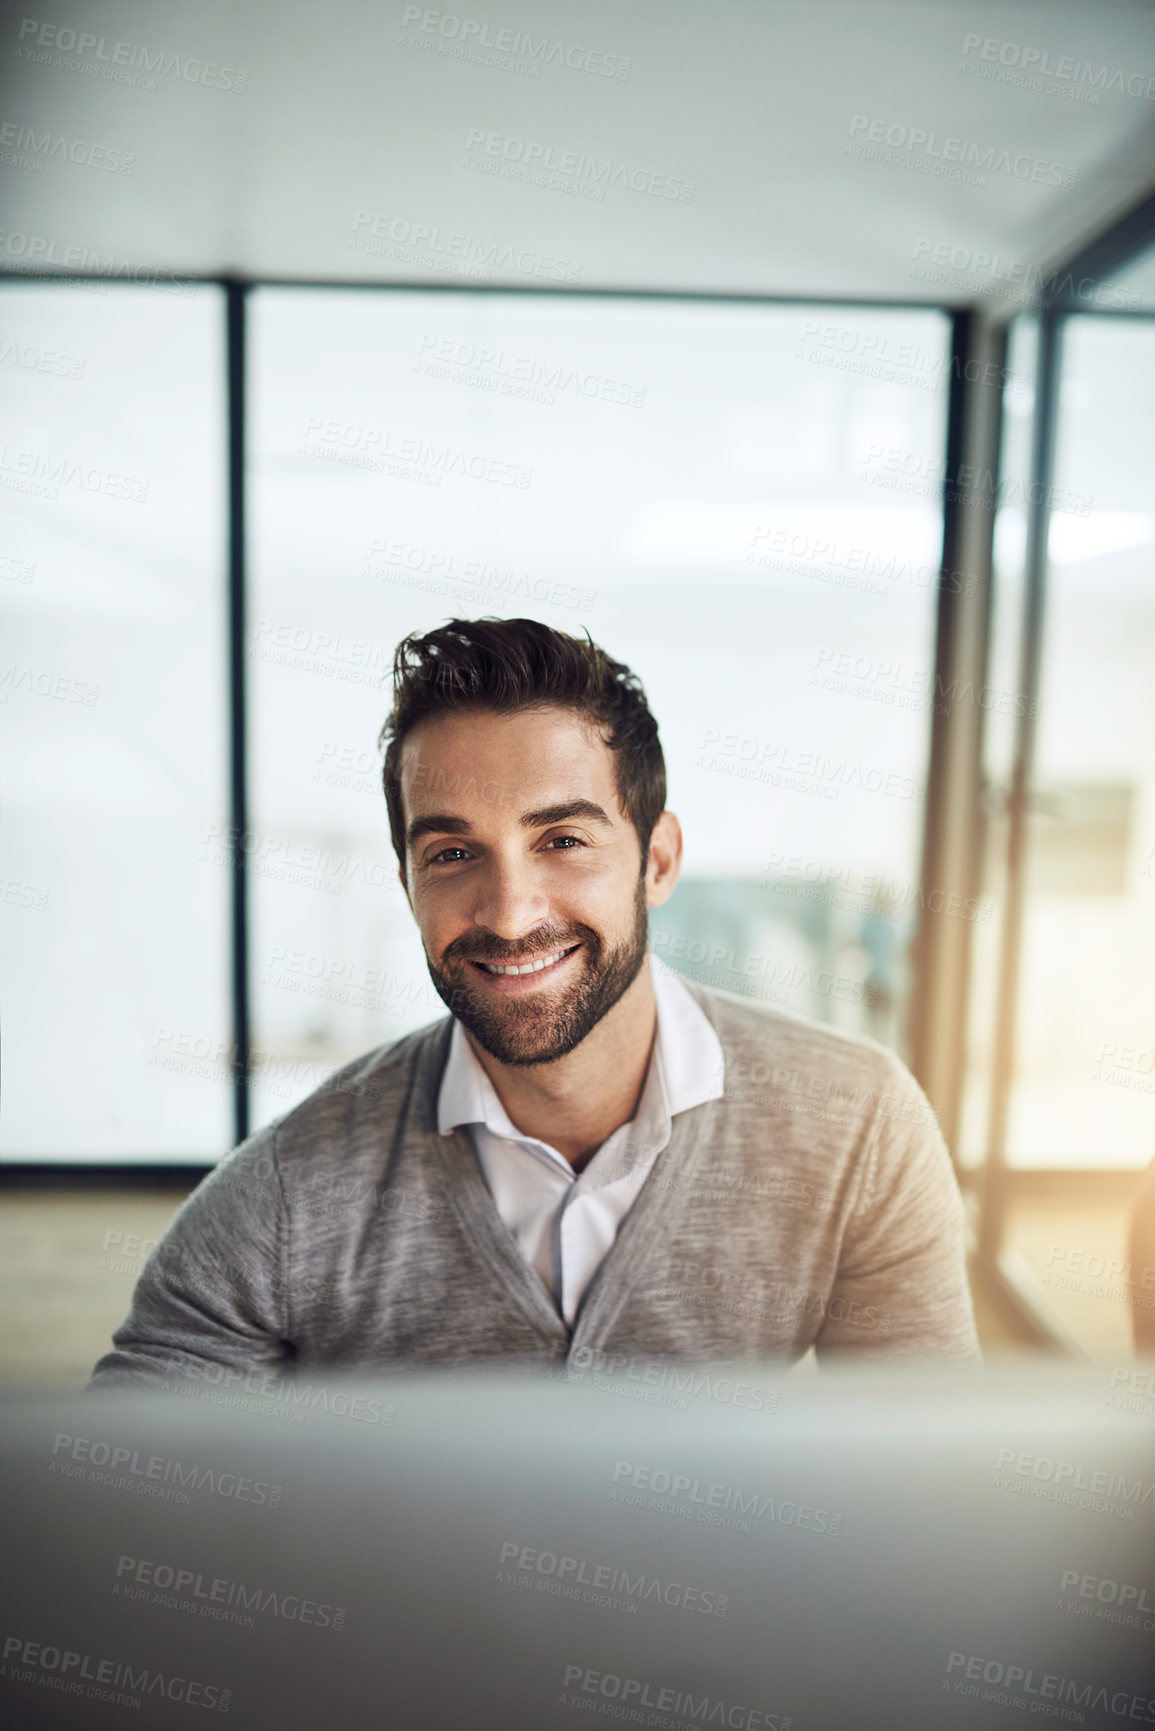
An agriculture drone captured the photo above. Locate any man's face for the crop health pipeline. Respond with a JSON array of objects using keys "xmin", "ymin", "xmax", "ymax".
[{"xmin": 399, "ymin": 705, "xmax": 665, "ymax": 1066}]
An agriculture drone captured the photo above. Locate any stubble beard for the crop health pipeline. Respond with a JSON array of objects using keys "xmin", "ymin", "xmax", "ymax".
[{"xmin": 426, "ymin": 875, "xmax": 650, "ymax": 1067}]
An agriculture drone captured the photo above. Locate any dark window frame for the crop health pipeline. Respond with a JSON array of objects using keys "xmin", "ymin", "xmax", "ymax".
[{"xmin": 0, "ymin": 268, "xmax": 1059, "ymax": 1177}]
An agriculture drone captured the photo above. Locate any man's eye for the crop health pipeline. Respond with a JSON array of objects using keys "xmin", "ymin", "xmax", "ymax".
[
  {"xmin": 431, "ymin": 847, "xmax": 471, "ymax": 864},
  {"xmin": 544, "ymin": 835, "xmax": 584, "ymax": 850}
]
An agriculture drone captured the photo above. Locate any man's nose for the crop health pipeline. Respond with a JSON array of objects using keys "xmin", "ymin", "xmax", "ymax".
[{"xmin": 467, "ymin": 858, "xmax": 550, "ymax": 943}]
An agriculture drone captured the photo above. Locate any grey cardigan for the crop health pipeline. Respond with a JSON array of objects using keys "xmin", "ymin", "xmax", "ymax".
[{"xmin": 89, "ymin": 979, "xmax": 981, "ymax": 1385}]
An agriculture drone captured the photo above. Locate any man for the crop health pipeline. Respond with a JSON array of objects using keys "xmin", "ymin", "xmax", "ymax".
[{"xmin": 89, "ymin": 617, "xmax": 980, "ymax": 1387}]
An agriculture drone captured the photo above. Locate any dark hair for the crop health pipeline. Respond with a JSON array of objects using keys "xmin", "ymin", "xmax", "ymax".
[{"xmin": 379, "ymin": 617, "xmax": 666, "ymax": 881}]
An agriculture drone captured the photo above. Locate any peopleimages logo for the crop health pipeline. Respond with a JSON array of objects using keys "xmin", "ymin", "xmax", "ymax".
[
  {"xmin": 0, "ymin": 444, "xmax": 149, "ymax": 503},
  {"xmin": 349, "ymin": 209, "xmax": 582, "ymax": 283},
  {"xmin": 0, "ymin": 663, "xmax": 99, "ymax": 706},
  {"xmin": 397, "ymin": 7, "xmax": 632, "ymax": 80},
  {"xmin": 1058, "ymin": 1568, "xmax": 1155, "ymax": 1622},
  {"xmin": 14, "ymin": 16, "xmax": 249, "ymax": 91},
  {"xmin": 2, "ymin": 1634, "xmax": 230, "ymax": 1712},
  {"xmin": 496, "ymin": 1540, "xmax": 728, "ymax": 1617},
  {"xmin": 847, "ymin": 114, "xmax": 1076, "ymax": 187},
  {"xmin": 565, "ymin": 1349, "xmax": 779, "ymax": 1414},
  {"xmin": 559, "ymin": 1664, "xmax": 789, "ymax": 1729},
  {"xmin": 960, "ymin": 33, "xmax": 1155, "ymax": 103},
  {"xmin": 114, "ymin": 1554, "xmax": 346, "ymax": 1631},
  {"xmin": 0, "ymin": 228, "xmax": 195, "ymax": 293},
  {"xmin": 363, "ymin": 540, "xmax": 597, "ymax": 614},
  {"xmin": 49, "ymin": 1433, "xmax": 281, "ymax": 1507},
  {"xmin": 993, "ymin": 1446, "xmax": 1155, "ymax": 1519},
  {"xmin": 0, "ymin": 333, "xmax": 86, "ymax": 377},
  {"xmin": 696, "ymin": 729, "xmax": 925, "ymax": 803},
  {"xmin": 757, "ymin": 854, "xmax": 992, "ymax": 926},
  {"xmin": 0, "ymin": 121, "xmax": 134, "ymax": 173},
  {"xmin": 414, "ymin": 332, "xmax": 647, "ymax": 408},
  {"xmin": 944, "ymin": 1651, "xmax": 1155, "ymax": 1720},
  {"xmin": 611, "ymin": 1460, "xmax": 843, "ymax": 1536},
  {"xmin": 910, "ymin": 238, "xmax": 1139, "ymax": 310},
  {"xmin": 298, "ymin": 412, "xmax": 534, "ymax": 488},
  {"xmin": 463, "ymin": 129, "xmax": 693, "ymax": 202}
]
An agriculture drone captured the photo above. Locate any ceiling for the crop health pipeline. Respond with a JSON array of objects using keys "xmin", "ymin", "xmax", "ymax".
[{"xmin": 2, "ymin": 0, "xmax": 1155, "ymax": 306}]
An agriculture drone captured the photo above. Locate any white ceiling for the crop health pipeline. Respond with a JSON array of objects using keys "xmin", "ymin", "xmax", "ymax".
[{"xmin": 2, "ymin": 0, "xmax": 1154, "ymax": 305}]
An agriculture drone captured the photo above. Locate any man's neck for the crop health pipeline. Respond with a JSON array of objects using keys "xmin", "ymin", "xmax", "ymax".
[{"xmin": 465, "ymin": 961, "xmax": 658, "ymax": 1170}]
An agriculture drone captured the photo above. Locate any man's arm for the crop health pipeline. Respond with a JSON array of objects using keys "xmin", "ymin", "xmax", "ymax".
[
  {"xmin": 815, "ymin": 1055, "xmax": 982, "ymax": 1365},
  {"xmin": 87, "ymin": 1124, "xmax": 292, "ymax": 1388}
]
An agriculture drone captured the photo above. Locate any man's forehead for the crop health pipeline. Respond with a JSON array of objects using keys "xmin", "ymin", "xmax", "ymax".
[
  {"xmin": 401, "ymin": 705, "xmax": 612, "ymax": 778},
  {"xmin": 399, "ymin": 705, "xmax": 625, "ymax": 823}
]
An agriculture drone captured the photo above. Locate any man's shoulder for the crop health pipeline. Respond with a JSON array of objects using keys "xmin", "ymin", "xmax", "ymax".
[
  {"xmin": 231, "ymin": 1014, "xmax": 453, "ymax": 1174},
  {"xmin": 315, "ymin": 1015, "xmax": 453, "ymax": 1103},
  {"xmin": 675, "ymin": 973, "xmax": 916, "ymax": 1099}
]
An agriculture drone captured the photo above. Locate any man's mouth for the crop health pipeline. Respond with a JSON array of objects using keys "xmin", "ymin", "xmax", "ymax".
[{"xmin": 470, "ymin": 942, "xmax": 582, "ymax": 978}]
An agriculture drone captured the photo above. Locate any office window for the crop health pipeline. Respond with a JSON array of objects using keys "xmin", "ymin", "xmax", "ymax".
[
  {"xmin": 1003, "ymin": 316, "xmax": 1155, "ymax": 1168},
  {"xmin": 0, "ymin": 285, "xmax": 231, "ymax": 1159},
  {"xmin": 248, "ymin": 291, "xmax": 948, "ymax": 1125}
]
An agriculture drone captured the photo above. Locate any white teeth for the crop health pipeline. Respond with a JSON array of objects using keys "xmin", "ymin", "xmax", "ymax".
[{"xmin": 480, "ymin": 948, "xmax": 569, "ymax": 976}]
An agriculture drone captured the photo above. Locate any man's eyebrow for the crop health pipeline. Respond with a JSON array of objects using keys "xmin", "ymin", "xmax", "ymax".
[
  {"xmin": 406, "ymin": 813, "xmax": 471, "ymax": 849},
  {"xmin": 406, "ymin": 799, "xmax": 614, "ymax": 851},
  {"xmin": 519, "ymin": 800, "xmax": 613, "ymax": 830}
]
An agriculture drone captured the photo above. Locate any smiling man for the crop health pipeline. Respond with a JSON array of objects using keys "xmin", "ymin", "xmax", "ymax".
[{"xmin": 90, "ymin": 617, "xmax": 980, "ymax": 1388}]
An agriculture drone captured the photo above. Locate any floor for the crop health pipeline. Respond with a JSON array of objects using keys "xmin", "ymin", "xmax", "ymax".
[
  {"xmin": 1002, "ymin": 1194, "xmax": 1146, "ymax": 1360},
  {"xmin": 0, "ymin": 1186, "xmax": 1139, "ymax": 1388},
  {"xmin": 0, "ymin": 1188, "xmax": 190, "ymax": 1388}
]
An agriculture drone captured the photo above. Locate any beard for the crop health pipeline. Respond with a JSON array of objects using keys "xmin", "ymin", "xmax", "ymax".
[{"xmin": 425, "ymin": 875, "xmax": 650, "ymax": 1067}]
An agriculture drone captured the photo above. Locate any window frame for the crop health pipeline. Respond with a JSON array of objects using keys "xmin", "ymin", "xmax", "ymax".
[{"xmin": 0, "ymin": 269, "xmax": 982, "ymax": 1171}]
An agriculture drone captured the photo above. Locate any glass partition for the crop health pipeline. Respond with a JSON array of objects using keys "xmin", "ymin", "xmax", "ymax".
[
  {"xmin": 961, "ymin": 267, "xmax": 1155, "ymax": 1357},
  {"xmin": 0, "ymin": 284, "xmax": 231, "ymax": 1160},
  {"xmin": 1005, "ymin": 315, "xmax": 1155, "ymax": 1172},
  {"xmin": 0, "ymin": 282, "xmax": 953, "ymax": 1155},
  {"xmin": 248, "ymin": 290, "xmax": 949, "ymax": 1124}
]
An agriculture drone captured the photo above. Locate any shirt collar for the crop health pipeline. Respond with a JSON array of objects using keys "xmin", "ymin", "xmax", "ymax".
[{"xmin": 436, "ymin": 950, "xmax": 724, "ymax": 1138}]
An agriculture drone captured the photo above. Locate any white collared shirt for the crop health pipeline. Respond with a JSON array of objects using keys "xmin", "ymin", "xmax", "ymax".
[{"xmin": 436, "ymin": 953, "xmax": 724, "ymax": 1325}]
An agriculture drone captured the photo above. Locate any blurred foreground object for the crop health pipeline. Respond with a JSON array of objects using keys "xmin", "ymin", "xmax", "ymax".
[{"xmin": 1, "ymin": 1359, "xmax": 1153, "ymax": 1729}]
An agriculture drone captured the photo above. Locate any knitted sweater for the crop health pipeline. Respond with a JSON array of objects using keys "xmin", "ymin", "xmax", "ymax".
[{"xmin": 88, "ymin": 979, "xmax": 981, "ymax": 1385}]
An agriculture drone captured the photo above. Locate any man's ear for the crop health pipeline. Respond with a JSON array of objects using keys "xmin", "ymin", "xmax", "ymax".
[{"xmin": 644, "ymin": 811, "xmax": 682, "ymax": 909}]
